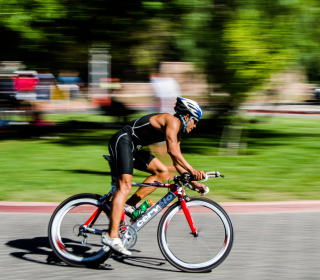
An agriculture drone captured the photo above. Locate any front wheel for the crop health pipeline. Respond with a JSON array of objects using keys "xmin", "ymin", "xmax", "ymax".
[
  {"xmin": 157, "ymin": 197, "xmax": 234, "ymax": 273},
  {"xmin": 48, "ymin": 193, "xmax": 112, "ymax": 267}
]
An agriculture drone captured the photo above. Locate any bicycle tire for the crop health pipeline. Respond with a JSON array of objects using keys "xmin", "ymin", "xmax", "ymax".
[
  {"xmin": 157, "ymin": 197, "xmax": 234, "ymax": 273},
  {"xmin": 48, "ymin": 193, "xmax": 112, "ymax": 267}
]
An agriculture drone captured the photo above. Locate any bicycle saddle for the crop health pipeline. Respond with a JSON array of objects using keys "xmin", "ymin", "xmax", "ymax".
[{"xmin": 103, "ymin": 155, "xmax": 112, "ymax": 162}]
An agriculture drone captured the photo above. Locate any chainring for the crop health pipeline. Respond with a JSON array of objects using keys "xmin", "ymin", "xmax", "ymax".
[{"xmin": 119, "ymin": 225, "xmax": 138, "ymax": 249}]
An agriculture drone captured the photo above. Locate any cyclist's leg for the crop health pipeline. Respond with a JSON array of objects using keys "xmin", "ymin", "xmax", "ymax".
[
  {"xmin": 126, "ymin": 156, "xmax": 169, "ymax": 206},
  {"xmin": 102, "ymin": 175, "xmax": 133, "ymax": 256},
  {"xmin": 108, "ymin": 132, "xmax": 134, "ymax": 238},
  {"xmin": 144, "ymin": 157, "xmax": 170, "ymax": 182},
  {"xmin": 109, "ymin": 174, "xmax": 132, "ymax": 238}
]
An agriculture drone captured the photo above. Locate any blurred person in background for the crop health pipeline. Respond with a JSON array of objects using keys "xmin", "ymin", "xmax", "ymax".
[
  {"xmin": 101, "ymin": 97, "xmax": 206, "ymax": 255},
  {"xmin": 150, "ymin": 71, "xmax": 181, "ymax": 114},
  {"xmin": 150, "ymin": 69, "xmax": 181, "ymax": 168}
]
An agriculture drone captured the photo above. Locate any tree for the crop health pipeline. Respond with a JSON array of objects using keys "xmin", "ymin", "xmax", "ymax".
[
  {"xmin": 2, "ymin": 0, "xmax": 320, "ymax": 93},
  {"xmin": 173, "ymin": 0, "xmax": 320, "ymax": 108},
  {"xmin": 0, "ymin": 0, "xmax": 179, "ymax": 80}
]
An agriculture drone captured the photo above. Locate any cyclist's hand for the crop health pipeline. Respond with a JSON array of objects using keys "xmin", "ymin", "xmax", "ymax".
[
  {"xmin": 190, "ymin": 181, "xmax": 207, "ymax": 194},
  {"xmin": 190, "ymin": 170, "xmax": 206, "ymax": 181}
]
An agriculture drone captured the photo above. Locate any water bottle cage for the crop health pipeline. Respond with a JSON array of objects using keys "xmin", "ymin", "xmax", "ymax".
[
  {"xmin": 137, "ymin": 208, "xmax": 142, "ymax": 217},
  {"xmin": 128, "ymin": 206, "xmax": 144, "ymax": 221}
]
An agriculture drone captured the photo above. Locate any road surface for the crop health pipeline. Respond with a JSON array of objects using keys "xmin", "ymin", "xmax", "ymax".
[{"xmin": 1, "ymin": 210, "xmax": 319, "ymax": 280}]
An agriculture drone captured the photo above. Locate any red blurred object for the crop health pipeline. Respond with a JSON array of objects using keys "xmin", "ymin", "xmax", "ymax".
[
  {"xmin": 14, "ymin": 77, "xmax": 38, "ymax": 91},
  {"xmin": 91, "ymin": 95, "xmax": 111, "ymax": 106},
  {"xmin": 100, "ymin": 78, "xmax": 120, "ymax": 82}
]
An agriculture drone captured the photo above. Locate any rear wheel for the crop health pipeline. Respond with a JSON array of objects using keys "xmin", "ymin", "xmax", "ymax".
[
  {"xmin": 48, "ymin": 193, "xmax": 112, "ymax": 267},
  {"xmin": 157, "ymin": 197, "xmax": 234, "ymax": 272}
]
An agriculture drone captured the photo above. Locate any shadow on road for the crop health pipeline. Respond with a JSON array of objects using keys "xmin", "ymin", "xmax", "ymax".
[
  {"xmin": 5, "ymin": 236, "xmax": 180, "ymax": 272},
  {"xmin": 45, "ymin": 169, "xmax": 112, "ymax": 176},
  {"xmin": 5, "ymin": 237, "xmax": 112, "ymax": 270},
  {"xmin": 111, "ymin": 253, "xmax": 179, "ymax": 273}
]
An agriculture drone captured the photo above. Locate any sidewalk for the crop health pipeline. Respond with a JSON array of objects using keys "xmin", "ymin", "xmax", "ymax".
[
  {"xmin": 1, "ymin": 200, "xmax": 320, "ymax": 213},
  {"xmin": 240, "ymin": 102, "xmax": 320, "ymax": 115}
]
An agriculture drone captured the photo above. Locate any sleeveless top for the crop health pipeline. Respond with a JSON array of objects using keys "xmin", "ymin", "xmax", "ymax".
[{"xmin": 122, "ymin": 113, "xmax": 166, "ymax": 146}]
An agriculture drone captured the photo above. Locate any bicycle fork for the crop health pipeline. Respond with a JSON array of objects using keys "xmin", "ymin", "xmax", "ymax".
[{"xmin": 180, "ymin": 198, "xmax": 198, "ymax": 237}]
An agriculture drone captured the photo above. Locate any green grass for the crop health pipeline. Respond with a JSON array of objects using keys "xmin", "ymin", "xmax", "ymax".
[{"xmin": 0, "ymin": 114, "xmax": 320, "ymax": 202}]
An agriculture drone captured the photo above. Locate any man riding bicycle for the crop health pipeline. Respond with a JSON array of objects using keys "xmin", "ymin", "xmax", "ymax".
[{"xmin": 102, "ymin": 97, "xmax": 207, "ymax": 255}]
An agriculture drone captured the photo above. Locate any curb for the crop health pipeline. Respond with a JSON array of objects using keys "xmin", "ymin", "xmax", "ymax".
[
  {"xmin": 0, "ymin": 202, "xmax": 59, "ymax": 213},
  {"xmin": 245, "ymin": 109, "xmax": 320, "ymax": 115},
  {"xmin": 1, "ymin": 200, "xmax": 320, "ymax": 214}
]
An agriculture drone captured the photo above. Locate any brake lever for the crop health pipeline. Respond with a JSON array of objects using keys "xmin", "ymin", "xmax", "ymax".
[
  {"xmin": 199, "ymin": 174, "xmax": 208, "ymax": 183},
  {"xmin": 201, "ymin": 186, "xmax": 210, "ymax": 196},
  {"xmin": 185, "ymin": 183, "xmax": 209, "ymax": 196},
  {"xmin": 184, "ymin": 183, "xmax": 195, "ymax": 190}
]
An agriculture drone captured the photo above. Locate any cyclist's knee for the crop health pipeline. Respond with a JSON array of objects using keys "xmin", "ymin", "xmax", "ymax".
[
  {"xmin": 116, "ymin": 175, "xmax": 132, "ymax": 196},
  {"xmin": 155, "ymin": 166, "xmax": 169, "ymax": 181},
  {"xmin": 118, "ymin": 182, "xmax": 131, "ymax": 196},
  {"xmin": 147, "ymin": 158, "xmax": 169, "ymax": 181}
]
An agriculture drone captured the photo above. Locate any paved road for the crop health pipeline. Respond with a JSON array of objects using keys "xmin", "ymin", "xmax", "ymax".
[{"xmin": 1, "ymin": 211, "xmax": 320, "ymax": 280}]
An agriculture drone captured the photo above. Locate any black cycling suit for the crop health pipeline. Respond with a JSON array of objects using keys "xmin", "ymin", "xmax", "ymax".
[{"xmin": 108, "ymin": 113, "xmax": 166, "ymax": 177}]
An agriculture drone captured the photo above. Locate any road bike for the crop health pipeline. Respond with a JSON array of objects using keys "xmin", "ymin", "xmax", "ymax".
[{"xmin": 48, "ymin": 155, "xmax": 234, "ymax": 273}]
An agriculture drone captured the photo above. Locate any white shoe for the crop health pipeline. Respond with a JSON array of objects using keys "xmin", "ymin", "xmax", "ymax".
[{"xmin": 101, "ymin": 232, "xmax": 132, "ymax": 256}]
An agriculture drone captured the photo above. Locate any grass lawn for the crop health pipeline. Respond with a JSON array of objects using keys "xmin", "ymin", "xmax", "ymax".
[{"xmin": 0, "ymin": 114, "xmax": 319, "ymax": 202}]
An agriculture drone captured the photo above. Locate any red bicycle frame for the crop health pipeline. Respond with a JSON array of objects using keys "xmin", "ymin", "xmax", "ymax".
[{"xmin": 82, "ymin": 181, "xmax": 198, "ymax": 236}]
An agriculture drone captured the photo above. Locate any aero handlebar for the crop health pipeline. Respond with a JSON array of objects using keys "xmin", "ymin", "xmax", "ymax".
[
  {"xmin": 200, "ymin": 171, "xmax": 225, "ymax": 183},
  {"xmin": 174, "ymin": 172, "xmax": 224, "ymax": 196}
]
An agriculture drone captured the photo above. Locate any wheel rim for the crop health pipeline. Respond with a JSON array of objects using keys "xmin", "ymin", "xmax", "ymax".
[
  {"xmin": 160, "ymin": 200, "xmax": 232, "ymax": 269},
  {"xmin": 50, "ymin": 198, "xmax": 110, "ymax": 263}
]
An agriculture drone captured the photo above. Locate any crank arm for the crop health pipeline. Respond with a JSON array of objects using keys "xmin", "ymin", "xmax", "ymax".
[{"xmin": 82, "ymin": 226, "xmax": 104, "ymax": 235}]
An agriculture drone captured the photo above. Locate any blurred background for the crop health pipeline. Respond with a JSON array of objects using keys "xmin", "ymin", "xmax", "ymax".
[
  {"xmin": 0, "ymin": 0, "xmax": 320, "ymax": 202},
  {"xmin": 1, "ymin": 1, "xmax": 320, "ymax": 277}
]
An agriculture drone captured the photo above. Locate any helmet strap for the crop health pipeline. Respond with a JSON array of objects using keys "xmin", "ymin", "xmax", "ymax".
[{"xmin": 179, "ymin": 114, "xmax": 194, "ymax": 133}]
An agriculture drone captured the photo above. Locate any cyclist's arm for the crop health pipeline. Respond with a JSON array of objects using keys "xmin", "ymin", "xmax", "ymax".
[{"xmin": 165, "ymin": 118, "xmax": 204, "ymax": 180}]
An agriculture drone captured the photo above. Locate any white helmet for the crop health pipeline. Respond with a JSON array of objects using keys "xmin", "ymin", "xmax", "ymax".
[{"xmin": 174, "ymin": 97, "xmax": 202, "ymax": 121}]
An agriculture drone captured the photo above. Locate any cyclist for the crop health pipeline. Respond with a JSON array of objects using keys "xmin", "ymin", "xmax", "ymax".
[{"xmin": 102, "ymin": 97, "xmax": 207, "ymax": 255}]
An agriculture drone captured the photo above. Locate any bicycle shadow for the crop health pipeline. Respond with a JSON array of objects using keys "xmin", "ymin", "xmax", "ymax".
[
  {"xmin": 5, "ymin": 236, "xmax": 112, "ymax": 269},
  {"xmin": 5, "ymin": 236, "xmax": 180, "ymax": 272},
  {"xmin": 111, "ymin": 253, "xmax": 179, "ymax": 272},
  {"xmin": 45, "ymin": 169, "xmax": 112, "ymax": 176}
]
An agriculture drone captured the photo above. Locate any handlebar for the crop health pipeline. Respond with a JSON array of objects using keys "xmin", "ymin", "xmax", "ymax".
[
  {"xmin": 173, "ymin": 171, "xmax": 224, "ymax": 195},
  {"xmin": 174, "ymin": 172, "xmax": 224, "ymax": 184}
]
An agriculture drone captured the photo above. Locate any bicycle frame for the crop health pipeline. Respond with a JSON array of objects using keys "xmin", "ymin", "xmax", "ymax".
[{"xmin": 82, "ymin": 181, "xmax": 198, "ymax": 237}]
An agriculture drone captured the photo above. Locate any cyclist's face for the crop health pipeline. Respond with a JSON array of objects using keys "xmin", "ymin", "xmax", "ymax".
[{"xmin": 186, "ymin": 117, "xmax": 197, "ymax": 133}]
